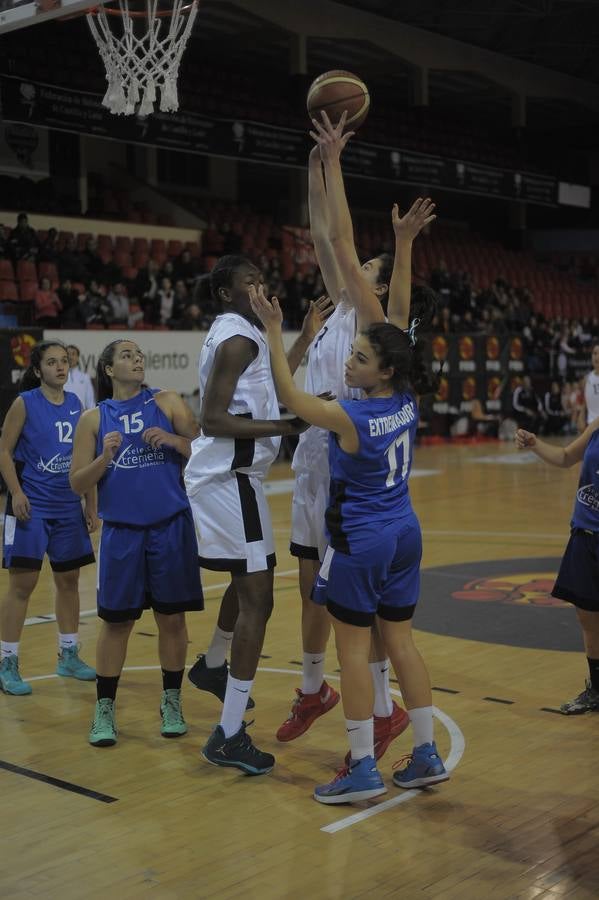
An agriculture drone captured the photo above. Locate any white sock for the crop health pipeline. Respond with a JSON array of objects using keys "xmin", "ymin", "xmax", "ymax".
[
  {"xmin": 1, "ymin": 641, "xmax": 19, "ymax": 660},
  {"xmin": 346, "ymin": 717, "xmax": 374, "ymax": 762},
  {"xmin": 408, "ymin": 706, "xmax": 434, "ymax": 748},
  {"xmin": 220, "ymin": 675, "xmax": 254, "ymax": 738},
  {"xmin": 370, "ymin": 659, "xmax": 394, "ymax": 718},
  {"xmin": 205, "ymin": 626, "xmax": 234, "ymax": 669},
  {"xmin": 59, "ymin": 633, "xmax": 78, "ymax": 650},
  {"xmin": 302, "ymin": 652, "xmax": 325, "ymax": 694}
]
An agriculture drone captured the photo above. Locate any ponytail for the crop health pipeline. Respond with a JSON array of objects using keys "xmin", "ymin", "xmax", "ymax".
[
  {"xmin": 96, "ymin": 340, "xmax": 123, "ymax": 401},
  {"xmin": 362, "ymin": 322, "xmax": 440, "ymax": 397},
  {"xmin": 19, "ymin": 340, "xmax": 68, "ymax": 392}
]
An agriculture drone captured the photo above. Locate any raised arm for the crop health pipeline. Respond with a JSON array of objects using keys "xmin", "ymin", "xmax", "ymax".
[
  {"xmin": 311, "ymin": 111, "xmax": 384, "ymax": 331},
  {"xmin": 388, "ymin": 198, "xmax": 436, "ymax": 330},
  {"xmin": 249, "ymin": 286, "xmax": 358, "ymax": 451},
  {"xmin": 308, "ymin": 146, "xmax": 344, "ymax": 305},
  {"xmin": 515, "ymin": 418, "xmax": 599, "ymax": 467},
  {"xmin": 200, "ymin": 335, "xmax": 303, "ymax": 440},
  {"xmin": 286, "ymin": 295, "xmax": 335, "ymax": 375}
]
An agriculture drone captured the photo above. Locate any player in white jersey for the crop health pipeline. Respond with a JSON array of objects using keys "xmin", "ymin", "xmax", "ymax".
[
  {"xmin": 185, "ymin": 255, "xmax": 330, "ymax": 776},
  {"xmin": 581, "ymin": 343, "xmax": 599, "ymax": 427},
  {"xmin": 277, "ymin": 113, "xmax": 436, "ymax": 763}
]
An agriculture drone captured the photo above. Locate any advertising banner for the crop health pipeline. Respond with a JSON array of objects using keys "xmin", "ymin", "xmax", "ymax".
[{"xmin": 0, "ymin": 75, "xmax": 559, "ymax": 207}]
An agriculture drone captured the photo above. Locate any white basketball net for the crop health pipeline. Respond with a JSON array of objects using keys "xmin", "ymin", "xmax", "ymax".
[{"xmin": 87, "ymin": 0, "xmax": 199, "ymax": 116}]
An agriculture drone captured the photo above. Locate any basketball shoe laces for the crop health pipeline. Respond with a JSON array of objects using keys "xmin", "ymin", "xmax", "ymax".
[
  {"xmin": 231, "ymin": 720, "xmax": 262, "ymax": 757},
  {"xmin": 162, "ymin": 691, "xmax": 182, "ymax": 725},
  {"xmin": 91, "ymin": 699, "xmax": 114, "ymax": 735}
]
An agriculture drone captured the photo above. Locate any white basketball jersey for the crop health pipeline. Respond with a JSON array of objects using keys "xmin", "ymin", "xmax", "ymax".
[
  {"xmin": 185, "ymin": 313, "xmax": 281, "ymax": 490},
  {"xmin": 585, "ymin": 371, "xmax": 599, "ymax": 424},
  {"xmin": 292, "ymin": 301, "xmax": 361, "ymax": 472}
]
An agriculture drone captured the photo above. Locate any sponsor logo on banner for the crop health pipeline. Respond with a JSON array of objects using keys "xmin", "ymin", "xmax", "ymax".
[
  {"xmin": 461, "ymin": 376, "xmax": 477, "ymax": 401},
  {"xmin": 458, "ymin": 335, "xmax": 475, "ymax": 372},
  {"xmin": 485, "ymin": 335, "xmax": 501, "ymax": 371},
  {"xmin": 508, "ymin": 337, "xmax": 524, "ymax": 371}
]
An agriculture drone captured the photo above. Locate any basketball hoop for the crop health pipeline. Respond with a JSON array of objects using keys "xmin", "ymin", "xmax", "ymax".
[{"xmin": 86, "ymin": 0, "xmax": 199, "ymax": 117}]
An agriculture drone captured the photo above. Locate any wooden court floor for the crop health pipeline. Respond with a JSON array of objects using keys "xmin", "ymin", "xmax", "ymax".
[{"xmin": 2, "ymin": 442, "xmax": 599, "ymax": 900}]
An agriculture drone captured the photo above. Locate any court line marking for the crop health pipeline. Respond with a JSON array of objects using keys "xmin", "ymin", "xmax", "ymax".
[
  {"xmin": 0, "ymin": 759, "xmax": 118, "ymax": 803},
  {"xmin": 22, "ymin": 666, "xmax": 464, "ymax": 833}
]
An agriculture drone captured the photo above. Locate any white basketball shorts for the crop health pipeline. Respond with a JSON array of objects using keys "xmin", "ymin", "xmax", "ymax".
[
  {"xmin": 188, "ymin": 471, "xmax": 276, "ymax": 575},
  {"xmin": 289, "ymin": 468, "xmax": 329, "ymax": 563}
]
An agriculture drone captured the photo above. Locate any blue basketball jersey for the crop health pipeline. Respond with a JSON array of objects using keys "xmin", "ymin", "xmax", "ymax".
[
  {"xmin": 572, "ymin": 428, "xmax": 599, "ymax": 531},
  {"xmin": 326, "ymin": 392, "xmax": 418, "ymax": 552},
  {"xmin": 96, "ymin": 388, "xmax": 190, "ymax": 526},
  {"xmin": 13, "ymin": 388, "xmax": 83, "ymax": 518}
]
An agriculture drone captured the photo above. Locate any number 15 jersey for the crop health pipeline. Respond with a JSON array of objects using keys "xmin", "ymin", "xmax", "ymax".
[
  {"xmin": 326, "ymin": 392, "xmax": 418, "ymax": 553},
  {"xmin": 96, "ymin": 388, "xmax": 190, "ymax": 526}
]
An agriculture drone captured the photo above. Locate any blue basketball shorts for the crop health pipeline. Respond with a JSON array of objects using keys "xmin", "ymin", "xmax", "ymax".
[
  {"xmin": 312, "ymin": 515, "xmax": 422, "ymax": 626},
  {"xmin": 552, "ymin": 528, "xmax": 599, "ymax": 612},
  {"xmin": 2, "ymin": 510, "xmax": 95, "ymax": 572},
  {"xmin": 97, "ymin": 506, "xmax": 204, "ymax": 622}
]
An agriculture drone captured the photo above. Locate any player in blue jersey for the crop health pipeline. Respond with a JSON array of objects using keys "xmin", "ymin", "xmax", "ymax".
[
  {"xmin": 69, "ymin": 339, "xmax": 203, "ymax": 747},
  {"xmin": 516, "ymin": 420, "xmax": 599, "ymax": 714},
  {"xmin": 278, "ymin": 127, "xmax": 437, "ymax": 759},
  {"xmin": 250, "ymin": 283, "xmax": 448, "ymax": 803},
  {"xmin": 0, "ymin": 341, "xmax": 97, "ymax": 696}
]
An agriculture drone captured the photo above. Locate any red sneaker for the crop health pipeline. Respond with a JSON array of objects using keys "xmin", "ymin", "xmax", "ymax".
[
  {"xmin": 343, "ymin": 701, "xmax": 410, "ymax": 766},
  {"xmin": 276, "ymin": 681, "xmax": 340, "ymax": 742}
]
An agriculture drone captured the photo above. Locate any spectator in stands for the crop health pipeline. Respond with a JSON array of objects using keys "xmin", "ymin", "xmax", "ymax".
[
  {"xmin": 173, "ymin": 249, "xmax": 200, "ymax": 286},
  {"xmin": 39, "ymin": 227, "xmax": 60, "ymax": 263},
  {"xmin": 556, "ymin": 325, "xmax": 576, "ymax": 379},
  {"xmin": 544, "ymin": 381, "xmax": 568, "ymax": 435},
  {"xmin": 57, "ymin": 278, "xmax": 79, "ymax": 323},
  {"xmin": 81, "ymin": 237, "xmax": 105, "ymax": 281},
  {"xmin": 33, "ymin": 276, "xmax": 62, "ymax": 326},
  {"xmin": 430, "ymin": 258, "xmax": 451, "ymax": 302},
  {"xmin": 284, "ymin": 272, "xmax": 308, "ymax": 328},
  {"xmin": 106, "ymin": 282, "xmax": 129, "ymax": 326},
  {"xmin": 66, "ymin": 345, "xmax": 96, "ymax": 410},
  {"xmin": 156, "ymin": 277, "xmax": 175, "ymax": 326},
  {"xmin": 512, "ymin": 375, "xmax": 545, "ymax": 433},
  {"xmin": 8, "ymin": 213, "xmax": 38, "ymax": 261},
  {"xmin": 179, "ymin": 302, "xmax": 204, "ymax": 331},
  {"xmin": 72, "ymin": 281, "xmax": 111, "ymax": 328},
  {"xmin": 159, "ymin": 259, "xmax": 175, "ymax": 284},
  {"xmin": 134, "ymin": 258, "xmax": 160, "ymax": 319},
  {"xmin": 58, "ymin": 236, "xmax": 87, "ymax": 283},
  {"xmin": 0, "ymin": 224, "xmax": 10, "ymax": 258}
]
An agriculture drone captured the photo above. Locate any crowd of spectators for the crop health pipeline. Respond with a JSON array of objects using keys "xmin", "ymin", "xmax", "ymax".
[{"xmin": 1, "ymin": 213, "xmax": 598, "ymax": 398}]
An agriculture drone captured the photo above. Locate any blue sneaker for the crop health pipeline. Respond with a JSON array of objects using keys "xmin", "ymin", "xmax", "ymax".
[
  {"xmin": 56, "ymin": 646, "xmax": 96, "ymax": 681},
  {"xmin": 314, "ymin": 755, "xmax": 387, "ymax": 804},
  {"xmin": 392, "ymin": 741, "xmax": 449, "ymax": 789},
  {"xmin": 0, "ymin": 655, "xmax": 32, "ymax": 695}
]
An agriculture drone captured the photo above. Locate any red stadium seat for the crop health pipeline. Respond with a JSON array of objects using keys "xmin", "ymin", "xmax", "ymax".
[
  {"xmin": 19, "ymin": 280, "xmax": 38, "ymax": 302},
  {"xmin": 0, "ymin": 281, "xmax": 18, "ymax": 301},
  {"xmin": 17, "ymin": 260, "xmax": 37, "ymax": 282},
  {"xmin": 0, "ymin": 259, "xmax": 15, "ymax": 281}
]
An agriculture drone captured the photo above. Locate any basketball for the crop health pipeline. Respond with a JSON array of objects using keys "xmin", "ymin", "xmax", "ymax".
[{"xmin": 307, "ymin": 70, "xmax": 370, "ymax": 131}]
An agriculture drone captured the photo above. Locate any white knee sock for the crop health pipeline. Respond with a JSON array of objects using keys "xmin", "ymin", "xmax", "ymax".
[
  {"xmin": 1, "ymin": 641, "xmax": 19, "ymax": 660},
  {"xmin": 369, "ymin": 659, "xmax": 394, "ymax": 717},
  {"xmin": 220, "ymin": 675, "xmax": 254, "ymax": 738},
  {"xmin": 346, "ymin": 717, "xmax": 374, "ymax": 762},
  {"xmin": 408, "ymin": 706, "xmax": 434, "ymax": 747},
  {"xmin": 59, "ymin": 633, "xmax": 78, "ymax": 650},
  {"xmin": 205, "ymin": 626, "xmax": 234, "ymax": 669},
  {"xmin": 302, "ymin": 652, "xmax": 325, "ymax": 695}
]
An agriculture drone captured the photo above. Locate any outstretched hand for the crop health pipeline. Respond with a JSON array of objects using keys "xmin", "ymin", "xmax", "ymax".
[
  {"xmin": 309, "ymin": 110, "xmax": 354, "ymax": 163},
  {"xmin": 249, "ymin": 284, "xmax": 283, "ymax": 332},
  {"xmin": 301, "ymin": 295, "xmax": 335, "ymax": 342},
  {"xmin": 392, "ymin": 198, "xmax": 436, "ymax": 242},
  {"xmin": 515, "ymin": 428, "xmax": 536, "ymax": 449}
]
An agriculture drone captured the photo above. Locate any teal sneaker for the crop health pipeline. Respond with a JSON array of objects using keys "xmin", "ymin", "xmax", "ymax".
[
  {"xmin": 57, "ymin": 646, "xmax": 96, "ymax": 681},
  {"xmin": 89, "ymin": 698, "xmax": 117, "ymax": 747},
  {"xmin": 160, "ymin": 689, "xmax": 187, "ymax": 738},
  {"xmin": 0, "ymin": 655, "xmax": 32, "ymax": 695}
]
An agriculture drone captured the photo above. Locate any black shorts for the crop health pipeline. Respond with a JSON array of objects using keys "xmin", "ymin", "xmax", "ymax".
[{"xmin": 552, "ymin": 528, "xmax": 599, "ymax": 612}]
